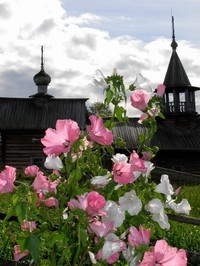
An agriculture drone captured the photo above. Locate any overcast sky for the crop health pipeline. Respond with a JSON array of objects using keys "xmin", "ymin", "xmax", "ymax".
[{"xmin": 0, "ymin": 0, "xmax": 200, "ymax": 116}]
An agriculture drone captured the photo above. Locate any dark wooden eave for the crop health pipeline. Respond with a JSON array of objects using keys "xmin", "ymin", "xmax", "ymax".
[
  {"xmin": 0, "ymin": 96, "xmax": 88, "ymax": 130},
  {"xmin": 113, "ymin": 118, "xmax": 200, "ymax": 152}
]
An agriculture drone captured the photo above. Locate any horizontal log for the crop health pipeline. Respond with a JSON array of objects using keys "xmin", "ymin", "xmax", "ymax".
[{"xmin": 168, "ymin": 214, "xmax": 200, "ymax": 226}]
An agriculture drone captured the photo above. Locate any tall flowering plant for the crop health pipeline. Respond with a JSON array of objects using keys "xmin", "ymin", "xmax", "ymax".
[{"xmin": 0, "ymin": 70, "xmax": 190, "ymax": 265}]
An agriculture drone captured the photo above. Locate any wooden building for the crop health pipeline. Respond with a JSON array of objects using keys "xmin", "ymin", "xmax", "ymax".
[
  {"xmin": 114, "ymin": 17, "xmax": 200, "ymax": 175},
  {"xmin": 0, "ymin": 47, "xmax": 87, "ymax": 169}
]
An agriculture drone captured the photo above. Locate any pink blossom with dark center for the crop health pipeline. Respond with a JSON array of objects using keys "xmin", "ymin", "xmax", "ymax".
[
  {"xmin": 112, "ymin": 162, "xmax": 135, "ymax": 185},
  {"xmin": 41, "ymin": 119, "xmax": 80, "ymax": 156}
]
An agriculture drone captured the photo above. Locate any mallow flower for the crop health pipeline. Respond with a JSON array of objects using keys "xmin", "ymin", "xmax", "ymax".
[
  {"xmin": 145, "ymin": 198, "xmax": 170, "ymax": 230},
  {"xmin": 41, "ymin": 119, "xmax": 80, "ymax": 156},
  {"xmin": 166, "ymin": 198, "xmax": 191, "ymax": 215},
  {"xmin": 112, "ymin": 162, "xmax": 135, "ymax": 185},
  {"xmin": 87, "ymin": 115, "xmax": 113, "ymax": 146},
  {"xmin": 128, "ymin": 225, "xmax": 150, "ymax": 247},
  {"xmin": 96, "ymin": 233, "xmax": 126, "ymax": 264},
  {"xmin": 24, "ymin": 165, "xmax": 39, "ymax": 176},
  {"xmin": 44, "ymin": 155, "xmax": 63, "ymax": 170},
  {"xmin": 91, "ymin": 172, "xmax": 111, "ymax": 186},
  {"xmin": 0, "ymin": 165, "xmax": 16, "ymax": 193},
  {"xmin": 103, "ymin": 200, "xmax": 125, "ymax": 228},
  {"xmin": 93, "ymin": 69, "xmax": 108, "ymax": 90},
  {"xmin": 130, "ymin": 89, "xmax": 151, "ymax": 111},
  {"xmin": 112, "ymin": 153, "xmax": 128, "ymax": 163},
  {"xmin": 140, "ymin": 239, "xmax": 187, "ymax": 266},
  {"xmin": 119, "ymin": 190, "xmax": 142, "ymax": 216},
  {"xmin": 155, "ymin": 174, "xmax": 174, "ymax": 196}
]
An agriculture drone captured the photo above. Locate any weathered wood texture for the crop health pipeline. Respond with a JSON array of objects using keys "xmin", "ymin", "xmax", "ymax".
[
  {"xmin": 152, "ymin": 166, "xmax": 200, "ymax": 184},
  {"xmin": 0, "ymin": 131, "xmax": 44, "ymax": 169}
]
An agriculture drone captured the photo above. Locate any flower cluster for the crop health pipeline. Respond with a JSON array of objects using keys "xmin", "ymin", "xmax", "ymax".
[{"xmin": 0, "ymin": 71, "xmax": 190, "ymax": 265}]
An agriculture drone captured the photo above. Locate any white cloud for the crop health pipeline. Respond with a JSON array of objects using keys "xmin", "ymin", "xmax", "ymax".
[{"xmin": 0, "ymin": 0, "xmax": 199, "ymax": 117}]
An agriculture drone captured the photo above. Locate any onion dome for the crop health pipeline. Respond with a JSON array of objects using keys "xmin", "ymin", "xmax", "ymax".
[
  {"xmin": 33, "ymin": 46, "xmax": 51, "ymax": 95},
  {"xmin": 33, "ymin": 68, "xmax": 51, "ymax": 86}
]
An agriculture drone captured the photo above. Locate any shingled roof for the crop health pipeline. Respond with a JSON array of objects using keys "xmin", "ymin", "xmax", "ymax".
[
  {"xmin": 113, "ymin": 118, "xmax": 200, "ymax": 151},
  {"xmin": 0, "ymin": 96, "xmax": 87, "ymax": 130}
]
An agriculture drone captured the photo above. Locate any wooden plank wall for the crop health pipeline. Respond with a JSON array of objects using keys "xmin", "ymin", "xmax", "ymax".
[{"xmin": 2, "ymin": 132, "xmax": 45, "ymax": 169}]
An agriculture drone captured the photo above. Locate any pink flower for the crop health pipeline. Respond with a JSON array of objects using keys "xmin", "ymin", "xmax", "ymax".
[
  {"xmin": 138, "ymin": 113, "xmax": 149, "ymax": 124},
  {"xmin": 67, "ymin": 195, "xmax": 88, "ymax": 210},
  {"xmin": 24, "ymin": 165, "xmax": 39, "ymax": 176},
  {"xmin": 112, "ymin": 162, "xmax": 135, "ymax": 185},
  {"xmin": 14, "ymin": 245, "xmax": 29, "ymax": 261},
  {"xmin": 128, "ymin": 225, "xmax": 150, "ymax": 247},
  {"xmin": 41, "ymin": 119, "xmax": 80, "ymax": 156},
  {"xmin": 97, "ymin": 233, "xmax": 126, "ymax": 264},
  {"xmin": 86, "ymin": 191, "xmax": 106, "ymax": 215},
  {"xmin": 156, "ymin": 84, "xmax": 166, "ymax": 97},
  {"xmin": 32, "ymin": 172, "xmax": 49, "ymax": 193},
  {"xmin": 21, "ymin": 220, "xmax": 37, "ymax": 232},
  {"xmin": 140, "ymin": 240, "xmax": 187, "ymax": 266},
  {"xmin": 130, "ymin": 150, "xmax": 147, "ymax": 174},
  {"xmin": 130, "ymin": 90, "xmax": 151, "ymax": 111},
  {"xmin": 32, "ymin": 172, "xmax": 59, "ymax": 194},
  {"xmin": 89, "ymin": 220, "xmax": 114, "ymax": 237},
  {"xmin": 37, "ymin": 192, "xmax": 59, "ymax": 208},
  {"xmin": 0, "ymin": 165, "xmax": 16, "ymax": 193},
  {"xmin": 87, "ymin": 115, "xmax": 113, "ymax": 145}
]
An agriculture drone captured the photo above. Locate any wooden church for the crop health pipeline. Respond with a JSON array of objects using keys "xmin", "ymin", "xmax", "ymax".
[
  {"xmin": 113, "ymin": 17, "xmax": 200, "ymax": 175},
  {"xmin": 0, "ymin": 47, "xmax": 88, "ymax": 169}
]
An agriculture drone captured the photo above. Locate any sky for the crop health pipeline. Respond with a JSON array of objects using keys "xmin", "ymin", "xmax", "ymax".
[{"xmin": 0, "ymin": 0, "xmax": 200, "ymax": 116}]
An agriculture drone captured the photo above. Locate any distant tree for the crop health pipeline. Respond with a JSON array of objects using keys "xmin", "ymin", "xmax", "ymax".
[{"xmin": 87, "ymin": 101, "xmax": 112, "ymax": 118}]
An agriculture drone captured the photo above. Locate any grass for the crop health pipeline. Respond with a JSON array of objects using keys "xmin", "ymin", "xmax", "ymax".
[{"xmin": 164, "ymin": 185, "xmax": 200, "ymax": 253}]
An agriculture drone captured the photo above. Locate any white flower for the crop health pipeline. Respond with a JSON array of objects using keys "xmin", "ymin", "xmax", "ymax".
[
  {"xmin": 112, "ymin": 153, "xmax": 128, "ymax": 163},
  {"xmin": 103, "ymin": 200, "xmax": 125, "ymax": 228},
  {"xmin": 152, "ymin": 209, "xmax": 170, "ymax": 230},
  {"xmin": 155, "ymin": 175, "xmax": 174, "ymax": 196},
  {"xmin": 145, "ymin": 198, "xmax": 170, "ymax": 230},
  {"xmin": 143, "ymin": 161, "xmax": 155, "ymax": 177},
  {"xmin": 91, "ymin": 172, "xmax": 111, "ymax": 186},
  {"xmin": 145, "ymin": 198, "xmax": 163, "ymax": 214},
  {"xmin": 93, "ymin": 69, "xmax": 108, "ymax": 90},
  {"xmin": 101, "ymin": 233, "xmax": 125, "ymax": 260},
  {"xmin": 62, "ymin": 208, "xmax": 68, "ymax": 220},
  {"xmin": 88, "ymin": 251, "xmax": 97, "ymax": 264},
  {"xmin": 44, "ymin": 155, "xmax": 63, "ymax": 170},
  {"xmin": 119, "ymin": 190, "xmax": 142, "ymax": 216},
  {"xmin": 167, "ymin": 199, "xmax": 191, "ymax": 215}
]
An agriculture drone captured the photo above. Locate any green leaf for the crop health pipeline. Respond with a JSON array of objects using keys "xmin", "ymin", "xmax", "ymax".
[
  {"xmin": 3, "ymin": 205, "xmax": 16, "ymax": 222},
  {"xmin": 25, "ymin": 234, "xmax": 40, "ymax": 263},
  {"xmin": 158, "ymin": 112, "xmax": 165, "ymax": 119},
  {"xmin": 12, "ymin": 193, "xmax": 19, "ymax": 205},
  {"xmin": 80, "ymin": 228, "xmax": 88, "ymax": 247},
  {"xmin": 15, "ymin": 201, "xmax": 27, "ymax": 223},
  {"xmin": 115, "ymin": 105, "xmax": 124, "ymax": 121},
  {"xmin": 105, "ymin": 89, "xmax": 113, "ymax": 105}
]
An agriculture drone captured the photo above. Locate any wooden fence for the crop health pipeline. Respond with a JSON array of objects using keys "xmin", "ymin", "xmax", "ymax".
[{"xmin": 152, "ymin": 166, "xmax": 200, "ymax": 184}]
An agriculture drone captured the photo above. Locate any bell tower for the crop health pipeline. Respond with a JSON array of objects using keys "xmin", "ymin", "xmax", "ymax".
[{"xmin": 161, "ymin": 17, "xmax": 200, "ymax": 128}]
